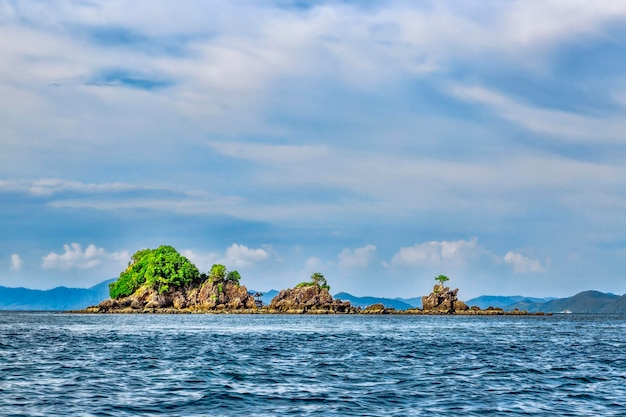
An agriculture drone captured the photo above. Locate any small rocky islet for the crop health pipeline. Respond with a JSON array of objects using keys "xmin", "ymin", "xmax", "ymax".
[{"xmin": 78, "ymin": 245, "xmax": 543, "ymax": 315}]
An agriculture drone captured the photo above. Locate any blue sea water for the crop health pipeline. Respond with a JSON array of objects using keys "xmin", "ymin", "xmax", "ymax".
[{"xmin": 0, "ymin": 313, "xmax": 625, "ymax": 416}]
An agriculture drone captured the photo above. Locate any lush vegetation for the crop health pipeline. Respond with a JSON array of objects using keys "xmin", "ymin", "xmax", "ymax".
[
  {"xmin": 109, "ymin": 246, "xmax": 200, "ymax": 299},
  {"xmin": 435, "ymin": 274, "xmax": 450, "ymax": 289},
  {"xmin": 108, "ymin": 246, "xmax": 247, "ymax": 299},
  {"xmin": 296, "ymin": 272, "xmax": 330, "ymax": 290},
  {"xmin": 207, "ymin": 264, "xmax": 241, "ymax": 284}
]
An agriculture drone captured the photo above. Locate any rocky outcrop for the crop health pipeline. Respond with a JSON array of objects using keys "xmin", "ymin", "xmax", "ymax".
[
  {"xmin": 417, "ymin": 285, "xmax": 537, "ymax": 315},
  {"xmin": 82, "ymin": 280, "xmax": 257, "ymax": 313},
  {"xmin": 421, "ymin": 285, "xmax": 468, "ymax": 314},
  {"xmin": 79, "ymin": 278, "xmax": 540, "ymax": 316},
  {"xmin": 268, "ymin": 285, "xmax": 357, "ymax": 314},
  {"xmin": 361, "ymin": 303, "xmax": 395, "ymax": 314}
]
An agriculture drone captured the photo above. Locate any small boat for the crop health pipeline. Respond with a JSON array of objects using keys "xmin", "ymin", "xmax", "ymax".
[{"xmin": 557, "ymin": 309, "xmax": 572, "ymax": 314}]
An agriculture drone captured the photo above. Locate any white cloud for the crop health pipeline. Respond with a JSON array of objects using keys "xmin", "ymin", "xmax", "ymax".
[
  {"xmin": 27, "ymin": 179, "xmax": 136, "ymax": 196},
  {"xmin": 42, "ymin": 243, "xmax": 129, "ymax": 270},
  {"xmin": 10, "ymin": 254, "xmax": 22, "ymax": 271},
  {"xmin": 182, "ymin": 244, "xmax": 272, "ymax": 271},
  {"xmin": 338, "ymin": 245, "xmax": 376, "ymax": 269},
  {"xmin": 207, "ymin": 141, "xmax": 329, "ymax": 164},
  {"xmin": 303, "ymin": 256, "xmax": 336, "ymax": 274},
  {"xmin": 448, "ymin": 84, "xmax": 626, "ymax": 143},
  {"xmin": 391, "ymin": 238, "xmax": 482, "ymax": 267},
  {"xmin": 224, "ymin": 244, "xmax": 270, "ymax": 268},
  {"xmin": 4, "ymin": 1, "xmax": 625, "ymax": 131},
  {"xmin": 14, "ymin": 147, "xmax": 626, "ymax": 233},
  {"xmin": 305, "ymin": 256, "xmax": 322, "ymax": 271},
  {"xmin": 504, "ymin": 251, "xmax": 546, "ymax": 273},
  {"xmin": 495, "ymin": 0, "xmax": 626, "ymax": 49},
  {"xmin": 180, "ymin": 249, "xmax": 218, "ymax": 273},
  {"xmin": 0, "ymin": 178, "xmax": 148, "ymax": 196}
]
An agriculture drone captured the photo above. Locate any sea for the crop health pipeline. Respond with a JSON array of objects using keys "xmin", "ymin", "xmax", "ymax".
[{"xmin": 0, "ymin": 313, "xmax": 625, "ymax": 416}]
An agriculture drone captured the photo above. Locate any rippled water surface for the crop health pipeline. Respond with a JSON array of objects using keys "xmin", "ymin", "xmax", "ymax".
[{"xmin": 1, "ymin": 313, "xmax": 625, "ymax": 416}]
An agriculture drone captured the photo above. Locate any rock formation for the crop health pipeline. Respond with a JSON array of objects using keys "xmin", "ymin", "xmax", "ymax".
[
  {"xmin": 361, "ymin": 303, "xmax": 395, "ymax": 314},
  {"xmin": 268, "ymin": 285, "xmax": 357, "ymax": 314},
  {"xmin": 421, "ymin": 285, "xmax": 470, "ymax": 314},
  {"xmin": 83, "ymin": 280, "xmax": 257, "ymax": 313}
]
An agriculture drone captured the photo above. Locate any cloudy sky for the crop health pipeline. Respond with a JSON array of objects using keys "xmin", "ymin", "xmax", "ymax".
[{"xmin": 2, "ymin": 0, "xmax": 626, "ymax": 299}]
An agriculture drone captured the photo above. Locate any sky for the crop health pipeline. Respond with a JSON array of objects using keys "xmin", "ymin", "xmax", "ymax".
[{"xmin": 2, "ymin": 0, "xmax": 626, "ymax": 299}]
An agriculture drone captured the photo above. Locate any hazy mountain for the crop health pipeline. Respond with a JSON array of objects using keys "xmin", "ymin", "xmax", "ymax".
[
  {"xmin": 395, "ymin": 297, "xmax": 422, "ymax": 308},
  {"xmin": 505, "ymin": 299, "xmax": 546, "ymax": 312},
  {"xmin": 601, "ymin": 294, "xmax": 626, "ymax": 314},
  {"xmin": 464, "ymin": 295, "xmax": 553, "ymax": 310},
  {"xmin": 247, "ymin": 290, "xmax": 419, "ymax": 310},
  {"xmin": 465, "ymin": 295, "xmax": 524, "ymax": 309},
  {"xmin": 334, "ymin": 292, "xmax": 413, "ymax": 310},
  {"xmin": 516, "ymin": 291, "xmax": 621, "ymax": 313},
  {"xmin": 506, "ymin": 291, "xmax": 625, "ymax": 313},
  {"xmin": 0, "ymin": 279, "xmax": 114, "ymax": 311}
]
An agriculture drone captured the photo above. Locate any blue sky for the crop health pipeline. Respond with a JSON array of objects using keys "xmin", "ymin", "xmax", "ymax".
[{"xmin": 2, "ymin": 0, "xmax": 626, "ymax": 299}]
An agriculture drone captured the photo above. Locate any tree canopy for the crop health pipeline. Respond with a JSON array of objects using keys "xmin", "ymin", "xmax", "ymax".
[
  {"xmin": 109, "ymin": 246, "xmax": 200, "ymax": 299},
  {"xmin": 296, "ymin": 272, "xmax": 330, "ymax": 290},
  {"xmin": 209, "ymin": 264, "xmax": 227, "ymax": 281},
  {"xmin": 226, "ymin": 270, "xmax": 241, "ymax": 283},
  {"xmin": 435, "ymin": 274, "xmax": 450, "ymax": 288},
  {"xmin": 207, "ymin": 264, "xmax": 241, "ymax": 284}
]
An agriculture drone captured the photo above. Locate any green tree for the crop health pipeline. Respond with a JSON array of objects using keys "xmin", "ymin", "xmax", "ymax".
[
  {"xmin": 226, "ymin": 270, "xmax": 241, "ymax": 284},
  {"xmin": 296, "ymin": 272, "xmax": 330, "ymax": 290},
  {"xmin": 109, "ymin": 246, "xmax": 200, "ymax": 298},
  {"xmin": 435, "ymin": 274, "xmax": 450, "ymax": 289},
  {"xmin": 311, "ymin": 272, "xmax": 328, "ymax": 289},
  {"xmin": 209, "ymin": 264, "xmax": 227, "ymax": 282}
]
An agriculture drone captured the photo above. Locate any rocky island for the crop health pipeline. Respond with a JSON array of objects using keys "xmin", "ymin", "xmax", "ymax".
[
  {"xmin": 417, "ymin": 283, "xmax": 534, "ymax": 315},
  {"xmin": 79, "ymin": 245, "xmax": 540, "ymax": 315},
  {"xmin": 266, "ymin": 273, "xmax": 357, "ymax": 314},
  {"xmin": 82, "ymin": 246, "xmax": 259, "ymax": 314}
]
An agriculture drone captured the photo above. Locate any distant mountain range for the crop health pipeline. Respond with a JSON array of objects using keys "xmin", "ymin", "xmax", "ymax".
[
  {"xmin": 0, "ymin": 279, "xmax": 114, "ymax": 310},
  {"xmin": 334, "ymin": 292, "xmax": 414, "ymax": 310},
  {"xmin": 464, "ymin": 295, "xmax": 555, "ymax": 310},
  {"xmin": 248, "ymin": 291, "xmax": 422, "ymax": 309},
  {"xmin": 465, "ymin": 291, "xmax": 626, "ymax": 314},
  {"xmin": 2, "ymin": 279, "xmax": 625, "ymax": 313},
  {"xmin": 507, "ymin": 291, "xmax": 624, "ymax": 313}
]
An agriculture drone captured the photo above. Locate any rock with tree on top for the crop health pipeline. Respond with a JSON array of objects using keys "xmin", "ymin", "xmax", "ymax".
[
  {"xmin": 421, "ymin": 274, "xmax": 469, "ymax": 314},
  {"xmin": 268, "ymin": 272, "xmax": 356, "ymax": 314}
]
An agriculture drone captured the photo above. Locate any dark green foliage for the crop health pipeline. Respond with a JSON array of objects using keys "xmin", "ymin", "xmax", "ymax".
[
  {"xmin": 109, "ymin": 246, "xmax": 200, "ymax": 299},
  {"xmin": 226, "ymin": 270, "xmax": 241, "ymax": 283},
  {"xmin": 209, "ymin": 264, "xmax": 227, "ymax": 282},
  {"xmin": 297, "ymin": 272, "xmax": 330, "ymax": 290},
  {"xmin": 311, "ymin": 272, "xmax": 329, "ymax": 289},
  {"xmin": 207, "ymin": 264, "xmax": 241, "ymax": 286},
  {"xmin": 435, "ymin": 274, "xmax": 450, "ymax": 288}
]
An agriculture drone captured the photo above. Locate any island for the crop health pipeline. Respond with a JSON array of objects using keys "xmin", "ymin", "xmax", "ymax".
[{"xmin": 78, "ymin": 245, "xmax": 543, "ymax": 315}]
